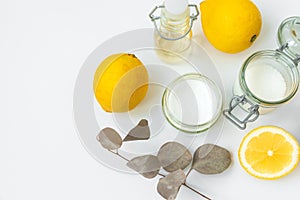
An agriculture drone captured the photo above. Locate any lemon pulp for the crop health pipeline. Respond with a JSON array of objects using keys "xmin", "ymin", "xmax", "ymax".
[{"xmin": 239, "ymin": 126, "xmax": 299, "ymax": 179}]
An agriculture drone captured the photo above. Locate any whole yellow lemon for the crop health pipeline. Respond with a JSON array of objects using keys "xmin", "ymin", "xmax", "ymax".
[
  {"xmin": 200, "ymin": 0, "xmax": 262, "ymax": 53},
  {"xmin": 93, "ymin": 53, "xmax": 149, "ymax": 112}
]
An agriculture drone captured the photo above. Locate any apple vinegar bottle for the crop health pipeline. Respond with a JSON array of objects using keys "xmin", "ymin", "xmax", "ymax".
[{"xmin": 149, "ymin": 0, "xmax": 199, "ymax": 62}]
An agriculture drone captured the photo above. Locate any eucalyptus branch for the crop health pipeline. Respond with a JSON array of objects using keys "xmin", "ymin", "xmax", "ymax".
[
  {"xmin": 108, "ymin": 150, "xmax": 211, "ymax": 200},
  {"xmin": 98, "ymin": 123, "xmax": 230, "ymax": 200}
]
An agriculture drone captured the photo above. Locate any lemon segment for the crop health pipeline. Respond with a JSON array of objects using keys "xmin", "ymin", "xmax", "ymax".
[{"xmin": 238, "ymin": 126, "xmax": 299, "ymax": 179}]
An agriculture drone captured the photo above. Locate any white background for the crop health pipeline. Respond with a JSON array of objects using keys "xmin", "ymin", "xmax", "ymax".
[{"xmin": 2, "ymin": 0, "xmax": 300, "ymax": 199}]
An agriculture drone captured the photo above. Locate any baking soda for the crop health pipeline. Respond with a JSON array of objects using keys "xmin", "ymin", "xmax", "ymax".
[
  {"xmin": 245, "ymin": 64, "xmax": 287, "ymax": 102},
  {"xmin": 167, "ymin": 79, "xmax": 218, "ymax": 125}
]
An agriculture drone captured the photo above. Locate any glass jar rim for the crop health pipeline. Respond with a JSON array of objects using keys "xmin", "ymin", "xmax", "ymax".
[
  {"xmin": 162, "ymin": 73, "xmax": 223, "ymax": 133},
  {"xmin": 240, "ymin": 50, "xmax": 299, "ymax": 107}
]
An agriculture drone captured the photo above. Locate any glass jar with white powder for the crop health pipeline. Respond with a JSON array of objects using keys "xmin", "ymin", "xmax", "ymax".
[{"xmin": 224, "ymin": 16, "xmax": 300, "ymax": 129}]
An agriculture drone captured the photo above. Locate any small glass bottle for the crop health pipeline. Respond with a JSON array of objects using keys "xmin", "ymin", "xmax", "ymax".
[
  {"xmin": 224, "ymin": 16, "xmax": 300, "ymax": 130},
  {"xmin": 149, "ymin": 0, "xmax": 199, "ymax": 62}
]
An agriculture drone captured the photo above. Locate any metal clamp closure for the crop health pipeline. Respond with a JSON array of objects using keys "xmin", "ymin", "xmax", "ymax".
[
  {"xmin": 277, "ymin": 43, "xmax": 300, "ymax": 66},
  {"xmin": 223, "ymin": 95, "xmax": 259, "ymax": 130},
  {"xmin": 149, "ymin": 4, "xmax": 199, "ymax": 41},
  {"xmin": 294, "ymin": 54, "xmax": 300, "ymax": 64}
]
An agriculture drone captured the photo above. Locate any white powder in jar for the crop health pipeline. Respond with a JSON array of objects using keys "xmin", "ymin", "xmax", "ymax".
[{"xmin": 245, "ymin": 64, "xmax": 287, "ymax": 102}]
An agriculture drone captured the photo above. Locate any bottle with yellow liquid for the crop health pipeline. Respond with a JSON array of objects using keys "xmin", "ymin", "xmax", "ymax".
[{"xmin": 149, "ymin": 0, "xmax": 199, "ymax": 62}]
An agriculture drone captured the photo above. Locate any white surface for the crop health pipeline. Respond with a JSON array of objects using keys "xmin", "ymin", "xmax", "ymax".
[{"xmin": 2, "ymin": 0, "xmax": 300, "ymax": 200}]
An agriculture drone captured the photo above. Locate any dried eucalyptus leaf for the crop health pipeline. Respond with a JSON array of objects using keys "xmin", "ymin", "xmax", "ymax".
[
  {"xmin": 123, "ymin": 119, "xmax": 150, "ymax": 142},
  {"xmin": 127, "ymin": 155, "xmax": 161, "ymax": 178},
  {"xmin": 96, "ymin": 128, "xmax": 122, "ymax": 150},
  {"xmin": 192, "ymin": 144, "xmax": 231, "ymax": 174},
  {"xmin": 157, "ymin": 169, "xmax": 186, "ymax": 200},
  {"xmin": 157, "ymin": 142, "xmax": 192, "ymax": 172}
]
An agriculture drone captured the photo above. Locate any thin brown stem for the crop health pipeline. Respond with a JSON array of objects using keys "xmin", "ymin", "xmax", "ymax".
[
  {"xmin": 158, "ymin": 172, "xmax": 165, "ymax": 177},
  {"xmin": 108, "ymin": 150, "xmax": 129, "ymax": 162},
  {"xmin": 157, "ymin": 172, "xmax": 211, "ymax": 200},
  {"xmin": 185, "ymin": 168, "xmax": 193, "ymax": 179},
  {"xmin": 107, "ymin": 150, "xmax": 211, "ymax": 200},
  {"xmin": 183, "ymin": 183, "xmax": 211, "ymax": 200}
]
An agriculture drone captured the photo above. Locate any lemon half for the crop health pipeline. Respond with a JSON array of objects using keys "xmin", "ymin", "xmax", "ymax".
[{"xmin": 238, "ymin": 126, "xmax": 299, "ymax": 180}]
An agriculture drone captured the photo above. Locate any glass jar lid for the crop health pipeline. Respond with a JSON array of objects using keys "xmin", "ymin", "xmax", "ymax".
[
  {"xmin": 162, "ymin": 73, "xmax": 223, "ymax": 133},
  {"xmin": 277, "ymin": 16, "xmax": 300, "ymax": 60}
]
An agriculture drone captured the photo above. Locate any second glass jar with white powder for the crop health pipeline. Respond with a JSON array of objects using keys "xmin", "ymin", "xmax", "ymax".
[{"xmin": 224, "ymin": 16, "xmax": 300, "ymax": 129}]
